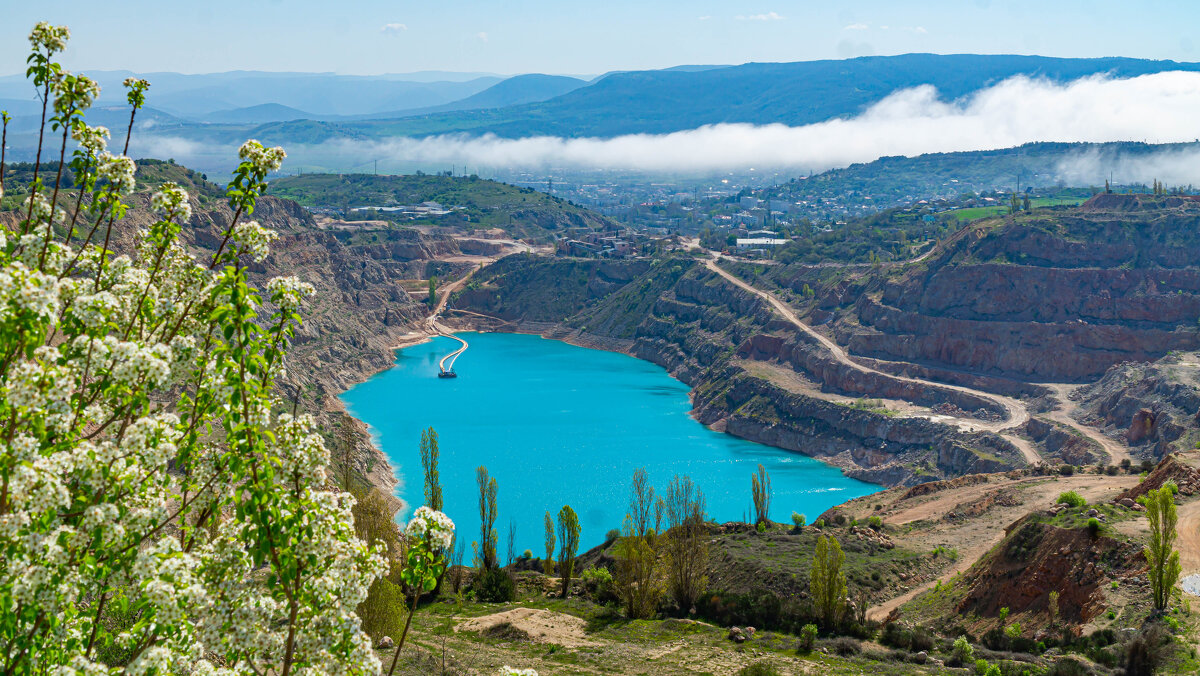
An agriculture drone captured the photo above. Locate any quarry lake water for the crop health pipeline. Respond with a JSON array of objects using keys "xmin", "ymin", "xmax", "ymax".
[{"xmin": 341, "ymin": 332, "xmax": 879, "ymax": 551}]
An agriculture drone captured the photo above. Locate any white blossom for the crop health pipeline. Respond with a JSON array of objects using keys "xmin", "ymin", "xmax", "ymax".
[
  {"xmin": 267, "ymin": 275, "xmax": 315, "ymax": 312},
  {"xmin": 97, "ymin": 152, "xmax": 136, "ymax": 192},
  {"xmin": 150, "ymin": 181, "xmax": 192, "ymax": 222},
  {"xmin": 28, "ymin": 22, "xmax": 69, "ymax": 53},
  {"xmin": 405, "ymin": 506, "xmax": 456, "ymax": 551},
  {"xmin": 232, "ymin": 220, "xmax": 278, "ymax": 262},
  {"xmin": 71, "ymin": 123, "xmax": 109, "ymax": 154},
  {"xmin": 238, "ymin": 139, "xmax": 286, "ymax": 173}
]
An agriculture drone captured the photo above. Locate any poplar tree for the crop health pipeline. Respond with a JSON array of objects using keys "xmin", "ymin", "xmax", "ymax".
[
  {"xmin": 419, "ymin": 426, "xmax": 442, "ymax": 511},
  {"xmin": 810, "ymin": 535, "xmax": 848, "ymax": 628},
  {"xmin": 557, "ymin": 505, "xmax": 581, "ymax": 597},
  {"xmin": 664, "ymin": 475, "xmax": 708, "ymax": 610},
  {"xmin": 751, "ymin": 464, "xmax": 772, "ymax": 526},
  {"xmin": 475, "ymin": 466, "xmax": 499, "ymax": 570},
  {"xmin": 543, "ymin": 512, "xmax": 556, "ymax": 576},
  {"xmin": 1143, "ymin": 482, "xmax": 1182, "ymax": 610},
  {"xmin": 616, "ymin": 468, "xmax": 663, "ymax": 618},
  {"xmin": 427, "ymin": 276, "xmax": 437, "ymax": 307}
]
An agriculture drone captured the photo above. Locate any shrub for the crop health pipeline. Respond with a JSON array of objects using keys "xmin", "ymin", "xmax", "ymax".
[
  {"xmin": 605, "ymin": 528, "xmax": 621, "ymax": 544},
  {"xmin": 975, "ymin": 659, "xmax": 990, "ymax": 675},
  {"xmin": 1045, "ymin": 656, "xmax": 1091, "ymax": 676},
  {"xmin": 791, "ymin": 512, "xmax": 807, "ymax": 528},
  {"xmin": 1086, "ymin": 517, "xmax": 1101, "ymax": 537},
  {"xmin": 356, "ymin": 578, "xmax": 408, "ymax": 643},
  {"xmin": 520, "ymin": 549, "xmax": 533, "ymax": 560},
  {"xmin": 736, "ymin": 663, "xmax": 782, "ymax": 676},
  {"xmin": 867, "ymin": 516, "xmax": 883, "ymax": 530},
  {"xmin": 814, "ymin": 518, "xmax": 826, "ymax": 529},
  {"xmin": 797, "ymin": 624, "xmax": 818, "ymax": 653},
  {"xmin": 1055, "ymin": 491, "xmax": 1087, "ymax": 508},
  {"xmin": 881, "ymin": 622, "xmax": 913, "ymax": 649},
  {"xmin": 580, "ymin": 566, "xmax": 617, "ymax": 605},
  {"xmin": 474, "ymin": 567, "xmax": 516, "ymax": 602},
  {"xmin": 910, "ymin": 625, "xmax": 935, "ymax": 652},
  {"xmin": 825, "ymin": 637, "xmax": 861, "ymax": 656},
  {"xmin": 950, "ymin": 636, "xmax": 975, "ymax": 666},
  {"xmin": 1059, "ymin": 464, "xmax": 1075, "ymax": 476}
]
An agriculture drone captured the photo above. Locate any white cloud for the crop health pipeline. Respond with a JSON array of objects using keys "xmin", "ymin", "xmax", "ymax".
[
  {"xmin": 913, "ymin": 26, "xmax": 928, "ymax": 34},
  {"xmin": 143, "ymin": 72, "xmax": 1200, "ymax": 182},
  {"xmin": 381, "ymin": 23, "xmax": 407, "ymax": 34},
  {"xmin": 698, "ymin": 15, "xmax": 712, "ymax": 20},
  {"xmin": 737, "ymin": 11, "xmax": 784, "ymax": 21},
  {"xmin": 477, "ymin": 31, "xmax": 489, "ymax": 42},
  {"xmin": 843, "ymin": 23, "xmax": 869, "ymax": 30}
]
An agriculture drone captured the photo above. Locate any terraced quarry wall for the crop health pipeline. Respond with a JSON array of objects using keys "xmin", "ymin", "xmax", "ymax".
[{"xmin": 837, "ymin": 198, "xmax": 1200, "ymax": 381}]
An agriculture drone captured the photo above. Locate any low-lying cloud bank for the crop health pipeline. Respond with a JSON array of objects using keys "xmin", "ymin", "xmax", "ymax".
[{"xmin": 140, "ymin": 71, "xmax": 1200, "ymax": 179}]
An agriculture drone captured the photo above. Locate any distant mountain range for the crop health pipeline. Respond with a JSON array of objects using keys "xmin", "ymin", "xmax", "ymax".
[{"xmin": 5, "ymin": 54, "xmax": 1200, "ymax": 176}]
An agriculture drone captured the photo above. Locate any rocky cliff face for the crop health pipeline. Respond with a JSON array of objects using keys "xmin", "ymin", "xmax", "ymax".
[
  {"xmin": 1073, "ymin": 356, "xmax": 1200, "ymax": 459},
  {"xmin": 807, "ymin": 199, "xmax": 1200, "ymax": 381}
]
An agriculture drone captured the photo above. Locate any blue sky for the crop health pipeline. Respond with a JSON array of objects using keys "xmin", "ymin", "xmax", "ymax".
[{"xmin": 3, "ymin": 0, "xmax": 1199, "ymax": 76}]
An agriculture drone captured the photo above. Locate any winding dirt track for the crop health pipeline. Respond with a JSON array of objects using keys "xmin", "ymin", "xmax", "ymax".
[
  {"xmin": 1045, "ymin": 383, "xmax": 1131, "ymax": 465},
  {"xmin": 703, "ymin": 257, "xmax": 1040, "ymax": 464},
  {"xmin": 425, "ymin": 263, "xmax": 484, "ymax": 370}
]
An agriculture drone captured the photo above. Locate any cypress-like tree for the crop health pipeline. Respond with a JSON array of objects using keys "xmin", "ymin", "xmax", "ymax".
[
  {"xmin": 751, "ymin": 464, "xmax": 772, "ymax": 526},
  {"xmin": 427, "ymin": 276, "xmax": 437, "ymax": 307},
  {"xmin": 1143, "ymin": 482, "xmax": 1181, "ymax": 610},
  {"xmin": 810, "ymin": 535, "xmax": 847, "ymax": 628},
  {"xmin": 475, "ymin": 466, "xmax": 498, "ymax": 570},
  {"xmin": 543, "ymin": 512, "xmax": 556, "ymax": 576},
  {"xmin": 419, "ymin": 427, "xmax": 442, "ymax": 511},
  {"xmin": 557, "ymin": 505, "xmax": 580, "ymax": 597}
]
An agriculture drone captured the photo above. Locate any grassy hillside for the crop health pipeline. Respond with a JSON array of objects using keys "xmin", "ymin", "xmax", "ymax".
[{"xmin": 269, "ymin": 173, "xmax": 617, "ymax": 240}]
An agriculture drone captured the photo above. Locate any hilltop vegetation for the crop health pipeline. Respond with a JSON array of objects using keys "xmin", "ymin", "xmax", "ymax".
[{"xmin": 269, "ymin": 172, "xmax": 617, "ymax": 241}]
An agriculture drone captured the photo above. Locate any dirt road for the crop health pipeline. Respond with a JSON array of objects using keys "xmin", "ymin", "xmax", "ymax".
[
  {"xmin": 703, "ymin": 257, "xmax": 1040, "ymax": 465},
  {"xmin": 1045, "ymin": 383, "xmax": 1131, "ymax": 465}
]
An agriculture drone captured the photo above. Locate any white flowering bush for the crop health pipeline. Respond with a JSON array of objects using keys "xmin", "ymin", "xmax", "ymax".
[
  {"xmin": 0, "ymin": 23, "xmax": 385, "ymax": 675},
  {"xmin": 382, "ymin": 507, "xmax": 453, "ymax": 676}
]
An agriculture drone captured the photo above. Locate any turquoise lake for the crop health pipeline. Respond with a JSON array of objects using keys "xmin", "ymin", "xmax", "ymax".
[{"xmin": 340, "ymin": 332, "xmax": 879, "ymax": 552}]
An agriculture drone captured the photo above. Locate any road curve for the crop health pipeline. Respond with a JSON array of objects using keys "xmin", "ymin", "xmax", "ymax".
[
  {"xmin": 1045, "ymin": 383, "xmax": 1131, "ymax": 466},
  {"xmin": 426, "ymin": 263, "xmax": 483, "ymax": 374},
  {"xmin": 703, "ymin": 257, "xmax": 1040, "ymax": 465}
]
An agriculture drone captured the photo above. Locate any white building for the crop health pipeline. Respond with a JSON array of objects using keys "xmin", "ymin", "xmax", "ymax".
[{"xmin": 735, "ymin": 238, "xmax": 789, "ymax": 250}]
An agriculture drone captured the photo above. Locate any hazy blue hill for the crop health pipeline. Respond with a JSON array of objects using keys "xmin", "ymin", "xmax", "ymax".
[
  {"xmin": 345, "ymin": 53, "xmax": 1200, "ymax": 139},
  {"xmin": 201, "ymin": 103, "xmax": 317, "ymax": 124},
  {"xmin": 374, "ymin": 73, "xmax": 588, "ymax": 117},
  {"xmin": 0, "ymin": 70, "xmax": 506, "ymax": 119}
]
